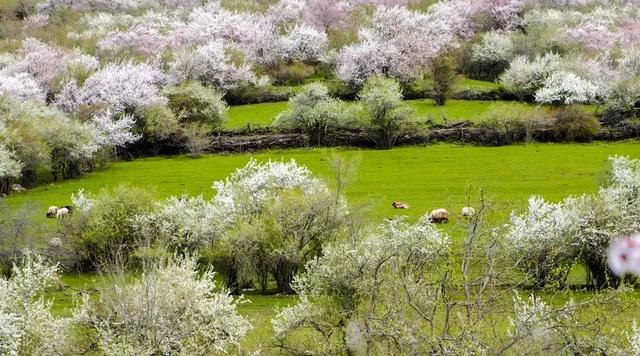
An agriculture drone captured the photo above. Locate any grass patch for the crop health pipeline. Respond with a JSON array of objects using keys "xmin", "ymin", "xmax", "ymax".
[
  {"xmin": 8, "ymin": 142, "xmax": 640, "ymax": 225},
  {"xmin": 225, "ymin": 99, "xmax": 595, "ymax": 129}
]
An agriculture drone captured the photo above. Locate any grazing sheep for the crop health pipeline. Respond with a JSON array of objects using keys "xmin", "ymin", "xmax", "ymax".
[
  {"xmin": 11, "ymin": 184, "xmax": 26, "ymax": 193},
  {"xmin": 461, "ymin": 207, "xmax": 475, "ymax": 218},
  {"xmin": 430, "ymin": 208, "xmax": 449, "ymax": 224},
  {"xmin": 55, "ymin": 207, "xmax": 70, "ymax": 219},
  {"xmin": 47, "ymin": 206, "xmax": 59, "ymax": 218},
  {"xmin": 48, "ymin": 237, "xmax": 62, "ymax": 248},
  {"xmin": 392, "ymin": 201, "xmax": 409, "ymax": 209}
]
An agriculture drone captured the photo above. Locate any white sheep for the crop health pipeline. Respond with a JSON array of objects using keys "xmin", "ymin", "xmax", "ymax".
[
  {"xmin": 55, "ymin": 207, "xmax": 70, "ymax": 219},
  {"xmin": 47, "ymin": 206, "xmax": 59, "ymax": 218},
  {"xmin": 461, "ymin": 207, "xmax": 475, "ymax": 218},
  {"xmin": 48, "ymin": 237, "xmax": 62, "ymax": 248},
  {"xmin": 430, "ymin": 208, "xmax": 449, "ymax": 224}
]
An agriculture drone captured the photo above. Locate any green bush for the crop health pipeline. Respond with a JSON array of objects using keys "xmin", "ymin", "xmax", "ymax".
[
  {"xmin": 553, "ymin": 105, "xmax": 600, "ymax": 142},
  {"xmin": 61, "ymin": 185, "xmax": 155, "ymax": 271},
  {"xmin": 165, "ymin": 81, "xmax": 228, "ymax": 130},
  {"xmin": 274, "ymin": 83, "xmax": 347, "ymax": 146},
  {"xmin": 269, "ymin": 62, "xmax": 315, "ymax": 86},
  {"xmin": 431, "ymin": 54, "xmax": 457, "ymax": 106},
  {"xmin": 358, "ymin": 75, "xmax": 412, "ymax": 149},
  {"xmin": 137, "ymin": 105, "xmax": 180, "ymax": 141}
]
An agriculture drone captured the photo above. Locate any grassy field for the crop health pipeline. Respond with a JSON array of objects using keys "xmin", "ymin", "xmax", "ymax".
[
  {"xmin": 9, "ymin": 142, "xmax": 640, "ymax": 225},
  {"xmin": 226, "ymin": 99, "xmax": 550, "ymax": 129}
]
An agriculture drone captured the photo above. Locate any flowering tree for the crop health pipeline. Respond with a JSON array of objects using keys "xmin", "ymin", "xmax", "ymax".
[
  {"xmin": 500, "ymin": 53, "xmax": 562, "ymax": 100},
  {"xmin": 0, "ymin": 73, "xmax": 46, "ymax": 102},
  {"xmin": 470, "ymin": 31, "xmax": 515, "ymax": 80},
  {"xmin": 535, "ymin": 71, "xmax": 603, "ymax": 104},
  {"xmin": 508, "ymin": 156, "xmax": 640, "ymax": 289},
  {"xmin": 0, "ymin": 253, "xmax": 70, "ymax": 355},
  {"xmin": 4, "ymin": 38, "xmax": 66, "ymax": 92},
  {"xmin": 74, "ymin": 254, "xmax": 252, "ymax": 354},
  {"xmin": 133, "ymin": 195, "xmax": 225, "ymax": 251},
  {"xmin": 282, "ymin": 25, "xmax": 329, "ymax": 63},
  {"xmin": 304, "ymin": 0, "xmax": 346, "ymax": 30},
  {"xmin": 212, "ymin": 158, "xmax": 327, "ymax": 219},
  {"xmin": 505, "ymin": 196, "xmax": 581, "ymax": 288},
  {"xmin": 336, "ymin": 6, "xmax": 452, "ymax": 85},
  {"xmin": 98, "ymin": 27, "xmax": 170, "ymax": 56},
  {"xmin": 58, "ymin": 62, "xmax": 166, "ymax": 114},
  {"xmin": 91, "ymin": 110, "xmax": 141, "ymax": 149},
  {"xmin": 565, "ymin": 20, "xmax": 617, "ymax": 52},
  {"xmin": 272, "ymin": 215, "xmax": 451, "ymax": 354},
  {"xmin": 168, "ymin": 41, "xmax": 256, "ymax": 91}
]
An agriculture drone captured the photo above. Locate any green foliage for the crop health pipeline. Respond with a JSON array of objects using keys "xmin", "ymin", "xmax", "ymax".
[
  {"xmin": 165, "ymin": 81, "xmax": 228, "ymax": 130},
  {"xmin": 358, "ymin": 75, "xmax": 412, "ymax": 149},
  {"xmin": 274, "ymin": 83, "xmax": 347, "ymax": 145},
  {"xmin": 431, "ymin": 54, "xmax": 457, "ymax": 106},
  {"xmin": 137, "ymin": 105, "xmax": 180, "ymax": 141},
  {"xmin": 553, "ymin": 105, "xmax": 600, "ymax": 142},
  {"xmin": 61, "ymin": 185, "xmax": 155, "ymax": 270},
  {"xmin": 269, "ymin": 62, "xmax": 315, "ymax": 86}
]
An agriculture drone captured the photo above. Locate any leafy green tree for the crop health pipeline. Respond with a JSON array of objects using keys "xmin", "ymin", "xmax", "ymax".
[
  {"xmin": 274, "ymin": 83, "xmax": 346, "ymax": 146},
  {"xmin": 358, "ymin": 75, "xmax": 412, "ymax": 149},
  {"xmin": 431, "ymin": 54, "xmax": 456, "ymax": 106}
]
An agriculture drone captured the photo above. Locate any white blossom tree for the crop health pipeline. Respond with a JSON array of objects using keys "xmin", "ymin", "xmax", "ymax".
[
  {"xmin": 273, "ymin": 215, "xmax": 451, "ymax": 354},
  {"xmin": 91, "ymin": 110, "xmax": 141, "ymax": 149},
  {"xmin": 336, "ymin": 6, "xmax": 453, "ymax": 85},
  {"xmin": 535, "ymin": 71, "xmax": 604, "ymax": 104},
  {"xmin": 212, "ymin": 158, "xmax": 328, "ymax": 219},
  {"xmin": 0, "ymin": 73, "xmax": 46, "ymax": 102},
  {"xmin": 168, "ymin": 41, "xmax": 256, "ymax": 91},
  {"xmin": 282, "ymin": 25, "xmax": 329, "ymax": 63},
  {"xmin": 74, "ymin": 254, "xmax": 251, "ymax": 355},
  {"xmin": 0, "ymin": 253, "xmax": 70, "ymax": 355},
  {"xmin": 57, "ymin": 62, "xmax": 166, "ymax": 114}
]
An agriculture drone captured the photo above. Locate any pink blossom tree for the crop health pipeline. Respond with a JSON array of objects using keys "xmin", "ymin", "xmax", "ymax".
[
  {"xmin": 336, "ymin": 5, "xmax": 452, "ymax": 85},
  {"xmin": 304, "ymin": 0, "xmax": 346, "ymax": 31}
]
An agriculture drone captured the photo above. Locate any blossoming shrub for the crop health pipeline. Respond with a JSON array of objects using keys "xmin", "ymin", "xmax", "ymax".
[
  {"xmin": 60, "ymin": 185, "xmax": 156, "ymax": 270},
  {"xmin": 506, "ymin": 156, "xmax": 640, "ymax": 289},
  {"xmin": 74, "ymin": 254, "xmax": 251, "ymax": 354},
  {"xmin": 0, "ymin": 253, "xmax": 70, "ymax": 355},
  {"xmin": 272, "ymin": 215, "xmax": 451, "ymax": 354}
]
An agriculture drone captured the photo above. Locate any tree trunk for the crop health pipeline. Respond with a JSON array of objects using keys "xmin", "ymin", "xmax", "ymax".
[{"xmin": 273, "ymin": 260, "xmax": 298, "ymax": 295}]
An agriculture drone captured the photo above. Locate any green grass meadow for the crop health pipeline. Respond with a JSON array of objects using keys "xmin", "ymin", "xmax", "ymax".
[
  {"xmin": 226, "ymin": 99, "xmax": 595, "ymax": 129},
  {"xmin": 10, "ymin": 142, "xmax": 640, "ymax": 225}
]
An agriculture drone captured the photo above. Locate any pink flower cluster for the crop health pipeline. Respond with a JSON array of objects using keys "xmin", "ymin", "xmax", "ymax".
[{"xmin": 608, "ymin": 233, "xmax": 640, "ymax": 276}]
